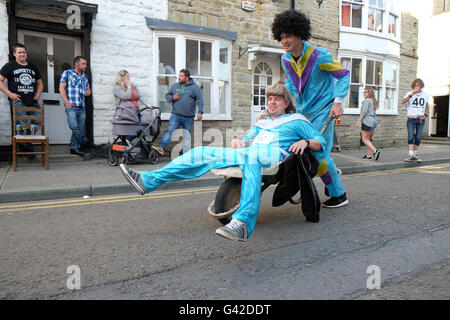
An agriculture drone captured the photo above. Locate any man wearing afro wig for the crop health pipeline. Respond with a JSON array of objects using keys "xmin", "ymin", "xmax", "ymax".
[{"xmin": 272, "ymin": 9, "xmax": 350, "ymax": 208}]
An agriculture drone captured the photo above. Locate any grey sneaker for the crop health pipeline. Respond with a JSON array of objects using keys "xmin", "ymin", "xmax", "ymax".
[
  {"xmin": 404, "ymin": 154, "xmax": 414, "ymax": 162},
  {"xmin": 215, "ymin": 219, "xmax": 248, "ymax": 242},
  {"xmin": 119, "ymin": 164, "xmax": 146, "ymax": 195}
]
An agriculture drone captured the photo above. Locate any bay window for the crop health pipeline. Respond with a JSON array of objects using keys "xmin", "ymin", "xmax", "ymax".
[{"xmin": 155, "ymin": 34, "xmax": 232, "ymax": 120}]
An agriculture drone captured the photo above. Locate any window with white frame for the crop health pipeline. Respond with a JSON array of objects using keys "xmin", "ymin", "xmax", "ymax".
[
  {"xmin": 155, "ymin": 34, "xmax": 232, "ymax": 119},
  {"xmin": 340, "ymin": 55, "xmax": 399, "ymax": 113},
  {"xmin": 340, "ymin": 0, "xmax": 400, "ymax": 39},
  {"xmin": 341, "ymin": 0, "xmax": 363, "ymax": 28}
]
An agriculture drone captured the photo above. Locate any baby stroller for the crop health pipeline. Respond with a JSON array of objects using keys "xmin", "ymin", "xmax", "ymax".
[{"xmin": 108, "ymin": 106, "xmax": 161, "ymax": 166}]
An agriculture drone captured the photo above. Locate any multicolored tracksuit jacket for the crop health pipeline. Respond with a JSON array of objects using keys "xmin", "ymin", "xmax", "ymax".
[
  {"xmin": 140, "ymin": 113, "xmax": 344, "ymax": 238},
  {"xmin": 281, "ymin": 40, "xmax": 350, "ymax": 197}
]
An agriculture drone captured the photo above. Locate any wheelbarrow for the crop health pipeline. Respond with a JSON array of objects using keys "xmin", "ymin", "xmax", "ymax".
[{"xmin": 207, "ymin": 115, "xmax": 336, "ymax": 225}]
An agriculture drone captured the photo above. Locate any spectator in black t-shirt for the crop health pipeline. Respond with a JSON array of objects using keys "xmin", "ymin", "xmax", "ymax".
[{"xmin": 0, "ymin": 43, "xmax": 44, "ymax": 156}]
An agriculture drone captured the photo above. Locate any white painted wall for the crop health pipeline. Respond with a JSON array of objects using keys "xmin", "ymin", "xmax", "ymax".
[
  {"xmin": 339, "ymin": 32, "xmax": 401, "ymax": 58},
  {"xmin": 84, "ymin": 0, "xmax": 168, "ymax": 144}
]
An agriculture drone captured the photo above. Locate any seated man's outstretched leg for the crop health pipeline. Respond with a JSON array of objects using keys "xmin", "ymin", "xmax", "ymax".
[{"xmin": 120, "ymin": 146, "xmax": 247, "ymax": 195}]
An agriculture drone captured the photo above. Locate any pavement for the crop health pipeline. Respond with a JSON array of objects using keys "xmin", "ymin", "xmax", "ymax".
[{"xmin": 1, "ymin": 141, "xmax": 450, "ymax": 203}]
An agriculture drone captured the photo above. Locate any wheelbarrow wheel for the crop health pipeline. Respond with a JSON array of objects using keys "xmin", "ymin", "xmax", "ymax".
[
  {"xmin": 107, "ymin": 144, "xmax": 120, "ymax": 166},
  {"xmin": 214, "ymin": 178, "xmax": 242, "ymax": 225}
]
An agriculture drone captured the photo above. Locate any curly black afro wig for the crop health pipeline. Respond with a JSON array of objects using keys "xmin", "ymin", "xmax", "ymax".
[{"xmin": 272, "ymin": 9, "xmax": 311, "ymax": 41}]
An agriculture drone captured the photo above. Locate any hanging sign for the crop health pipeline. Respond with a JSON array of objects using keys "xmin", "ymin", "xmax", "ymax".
[{"xmin": 241, "ymin": 1, "xmax": 255, "ymax": 11}]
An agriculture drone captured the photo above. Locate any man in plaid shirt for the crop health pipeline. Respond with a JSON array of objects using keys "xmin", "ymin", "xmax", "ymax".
[{"xmin": 59, "ymin": 56, "xmax": 91, "ymax": 156}]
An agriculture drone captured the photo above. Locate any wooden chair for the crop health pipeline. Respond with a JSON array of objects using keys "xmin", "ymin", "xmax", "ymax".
[{"xmin": 12, "ymin": 101, "xmax": 49, "ymax": 170}]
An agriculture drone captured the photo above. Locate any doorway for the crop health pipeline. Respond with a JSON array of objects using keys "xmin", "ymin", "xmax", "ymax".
[
  {"xmin": 430, "ymin": 95, "xmax": 449, "ymax": 137},
  {"xmin": 18, "ymin": 30, "xmax": 81, "ymax": 144},
  {"xmin": 251, "ymin": 57, "xmax": 281, "ymax": 126}
]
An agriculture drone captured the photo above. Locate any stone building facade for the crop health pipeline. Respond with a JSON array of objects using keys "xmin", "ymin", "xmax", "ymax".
[{"xmin": 0, "ymin": 0, "xmax": 420, "ymax": 160}]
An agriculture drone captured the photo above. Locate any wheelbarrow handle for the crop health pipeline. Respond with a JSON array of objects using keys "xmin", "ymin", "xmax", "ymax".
[{"xmin": 320, "ymin": 115, "xmax": 335, "ymax": 134}]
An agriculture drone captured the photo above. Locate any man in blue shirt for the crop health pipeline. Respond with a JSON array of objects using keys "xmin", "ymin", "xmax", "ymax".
[
  {"xmin": 272, "ymin": 9, "xmax": 350, "ymax": 208},
  {"xmin": 119, "ymin": 82, "xmax": 343, "ymax": 242},
  {"xmin": 59, "ymin": 56, "xmax": 91, "ymax": 156}
]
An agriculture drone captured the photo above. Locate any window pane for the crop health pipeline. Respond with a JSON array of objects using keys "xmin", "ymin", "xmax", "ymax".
[
  {"xmin": 366, "ymin": 60, "xmax": 374, "ymax": 85},
  {"xmin": 385, "ymin": 87, "xmax": 395, "ymax": 110},
  {"xmin": 186, "ymin": 40, "xmax": 198, "ymax": 76},
  {"xmin": 197, "ymin": 78, "xmax": 211, "ymax": 113},
  {"xmin": 53, "ymin": 39, "xmax": 75, "ymax": 94},
  {"xmin": 351, "ymin": 58, "xmax": 362, "ymax": 83},
  {"xmin": 219, "ymin": 43, "xmax": 229, "ymax": 81},
  {"xmin": 368, "ymin": 8, "xmax": 375, "ymax": 30},
  {"xmin": 24, "ymin": 35, "xmax": 48, "ymax": 93},
  {"xmin": 267, "ymin": 76, "xmax": 272, "ymax": 85},
  {"xmin": 157, "ymin": 76, "xmax": 177, "ymax": 113},
  {"xmin": 219, "ymin": 81, "xmax": 227, "ymax": 114},
  {"xmin": 341, "ymin": 2, "xmax": 351, "ymax": 27},
  {"xmin": 388, "ymin": 14, "xmax": 396, "ymax": 36},
  {"xmin": 378, "ymin": 0, "xmax": 385, "ymax": 8},
  {"xmin": 341, "ymin": 57, "xmax": 351, "ymax": 71},
  {"xmin": 352, "ymin": 4, "xmax": 362, "ymax": 28},
  {"xmin": 349, "ymin": 85, "xmax": 360, "ymax": 108},
  {"xmin": 384, "ymin": 62, "xmax": 397, "ymax": 87},
  {"xmin": 375, "ymin": 61, "xmax": 383, "ymax": 85},
  {"xmin": 375, "ymin": 9, "xmax": 383, "ymax": 32},
  {"xmin": 200, "ymin": 41, "xmax": 212, "ymax": 76},
  {"xmin": 158, "ymin": 37, "xmax": 176, "ymax": 75}
]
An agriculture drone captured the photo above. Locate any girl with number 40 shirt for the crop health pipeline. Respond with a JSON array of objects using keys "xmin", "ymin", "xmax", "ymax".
[{"xmin": 400, "ymin": 78, "xmax": 430, "ymax": 162}]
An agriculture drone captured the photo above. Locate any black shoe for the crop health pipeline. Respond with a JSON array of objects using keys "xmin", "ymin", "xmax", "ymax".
[
  {"xmin": 322, "ymin": 193, "xmax": 349, "ymax": 208},
  {"xmin": 70, "ymin": 148, "xmax": 85, "ymax": 156},
  {"xmin": 372, "ymin": 149, "xmax": 381, "ymax": 161}
]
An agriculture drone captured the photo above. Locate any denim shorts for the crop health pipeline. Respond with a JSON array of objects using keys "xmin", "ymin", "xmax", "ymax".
[{"xmin": 361, "ymin": 123, "xmax": 375, "ymax": 131}]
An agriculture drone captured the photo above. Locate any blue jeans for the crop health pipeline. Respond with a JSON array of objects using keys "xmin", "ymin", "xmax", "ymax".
[
  {"xmin": 159, "ymin": 114, "xmax": 194, "ymax": 151},
  {"xmin": 407, "ymin": 118, "xmax": 426, "ymax": 146},
  {"xmin": 65, "ymin": 106, "xmax": 87, "ymax": 149}
]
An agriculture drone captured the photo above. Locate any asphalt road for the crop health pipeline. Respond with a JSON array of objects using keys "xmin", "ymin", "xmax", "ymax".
[{"xmin": 0, "ymin": 163, "xmax": 449, "ymax": 300}]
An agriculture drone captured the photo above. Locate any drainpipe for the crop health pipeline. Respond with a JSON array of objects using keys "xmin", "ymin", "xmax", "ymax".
[{"xmin": 291, "ymin": 0, "xmax": 295, "ymax": 10}]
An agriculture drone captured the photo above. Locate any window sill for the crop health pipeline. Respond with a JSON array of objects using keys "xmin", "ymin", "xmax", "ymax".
[{"xmin": 161, "ymin": 113, "xmax": 232, "ymax": 121}]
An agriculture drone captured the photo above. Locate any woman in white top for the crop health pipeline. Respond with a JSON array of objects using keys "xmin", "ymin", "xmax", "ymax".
[
  {"xmin": 400, "ymin": 78, "xmax": 429, "ymax": 162},
  {"xmin": 356, "ymin": 87, "xmax": 381, "ymax": 160}
]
